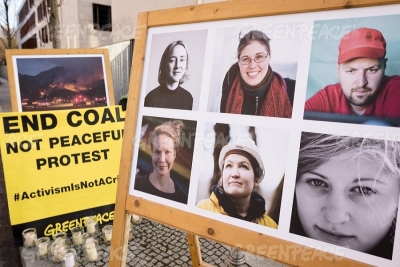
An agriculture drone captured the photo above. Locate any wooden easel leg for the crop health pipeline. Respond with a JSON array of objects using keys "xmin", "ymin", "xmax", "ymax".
[
  {"xmin": 187, "ymin": 234, "xmax": 215, "ymax": 267},
  {"xmin": 109, "ymin": 212, "xmax": 131, "ymax": 267},
  {"xmin": 187, "ymin": 233, "xmax": 203, "ymax": 267},
  {"xmin": 120, "ymin": 213, "xmax": 132, "ymax": 266}
]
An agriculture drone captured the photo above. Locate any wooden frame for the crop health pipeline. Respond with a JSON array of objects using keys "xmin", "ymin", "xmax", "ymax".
[
  {"xmin": 6, "ymin": 48, "xmax": 115, "ymax": 112},
  {"xmin": 110, "ymin": 1, "xmax": 400, "ymax": 267}
]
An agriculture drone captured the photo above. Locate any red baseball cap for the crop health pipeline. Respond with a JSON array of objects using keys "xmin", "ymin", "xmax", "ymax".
[{"xmin": 338, "ymin": 27, "xmax": 386, "ymax": 64}]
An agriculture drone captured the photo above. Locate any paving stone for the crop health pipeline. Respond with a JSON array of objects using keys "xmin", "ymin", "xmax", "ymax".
[
  {"xmin": 148, "ymin": 252, "xmax": 157, "ymax": 257},
  {"xmin": 18, "ymin": 218, "xmax": 290, "ymax": 267}
]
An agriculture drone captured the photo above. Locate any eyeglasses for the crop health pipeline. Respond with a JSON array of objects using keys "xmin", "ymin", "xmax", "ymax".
[{"xmin": 239, "ymin": 53, "xmax": 269, "ymax": 65}]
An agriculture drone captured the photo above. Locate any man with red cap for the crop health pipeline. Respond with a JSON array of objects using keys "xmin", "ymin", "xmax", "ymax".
[{"xmin": 305, "ymin": 27, "xmax": 400, "ymax": 117}]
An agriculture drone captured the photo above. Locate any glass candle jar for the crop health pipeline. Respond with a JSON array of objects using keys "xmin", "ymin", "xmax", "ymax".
[
  {"xmin": 131, "ymin": 214, "xmax": 142, "ymax": 225},
  {"xmin": 71, "ymin": 226, "xmax": 84, "ymax": 246},
  {"xmin": 36, "ymin": 237, "xmax": 50, "ymax": 259},
  {"xmin": 62, "ymin": 248, "xmax": 77, "ymax": 267},
  {"xmin": 53, "ymin": 232, "xmax": 68, "ymax": 244},
  {"xmin": 84, "ymin": 238, "xmax": 98, "ymax": 262},
  {"xmin": 82, "ymin": 232, "xmax": 92, "ymax": 244},
  {"xmin": 84, "ymin": 216, "xmax": 98, "ymax": 235},
  {"xmin": 102, "ymin": 225, "xmax": 113, "ymax": 244},
  {"xmin": 21, "ymin": 247, "xmax": 36, "ymax": 264},
  {"xmin": 50, "ymin": 240, "xmax": 66, "ymax": 262},
  {"xmin": 22, "ymin": 228, "xmax": 37, "ymax": 248}
]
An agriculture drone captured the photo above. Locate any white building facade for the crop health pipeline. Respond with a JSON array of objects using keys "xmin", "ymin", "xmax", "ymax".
[{"xmin": 17, "ymin": 0, "xmax": 224, "ymax": 49}]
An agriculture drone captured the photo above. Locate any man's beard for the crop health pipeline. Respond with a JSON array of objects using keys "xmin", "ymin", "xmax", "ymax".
[{"xmin": 346, "ymin": 87, "xmax": 375, "ymax": 106}]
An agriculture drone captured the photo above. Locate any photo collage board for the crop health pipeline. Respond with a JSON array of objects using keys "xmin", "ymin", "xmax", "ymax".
[{"xmin": 128, "ymin": 4, "xmax": 400, "ymax": 267}]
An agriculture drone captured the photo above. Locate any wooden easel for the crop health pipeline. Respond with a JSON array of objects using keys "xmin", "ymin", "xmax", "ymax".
[{"xmin": 109, "ymin": 0, "xmax": 400, "ymax": 266}]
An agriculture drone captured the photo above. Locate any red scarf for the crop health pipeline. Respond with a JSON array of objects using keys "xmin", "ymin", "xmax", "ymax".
[{"xmin": 225, "ymin": 72, "xmax": 292, "ymax": 118}]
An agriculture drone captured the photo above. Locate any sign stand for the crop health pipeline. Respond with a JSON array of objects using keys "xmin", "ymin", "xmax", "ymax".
[{"xmin": 109, "ymin": 1, "xmax": 400, "ymax": 266}]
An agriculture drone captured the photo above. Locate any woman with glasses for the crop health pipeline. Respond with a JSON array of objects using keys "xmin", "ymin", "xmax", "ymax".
[
  {"xmin": 145, "ymin": 40, "xmax": 193, "ymax": 110},
  {"xmin": 220, "ymin": 30, "xmax": 293, "ymax": 117}
]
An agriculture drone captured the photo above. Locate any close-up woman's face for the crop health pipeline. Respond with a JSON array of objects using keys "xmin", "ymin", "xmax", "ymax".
[
  {"xmin": 295, "ymin": 155, "xmax": 400, "ymax": 252},
  {"xmin": 166, "ymin": 44, "xmax": 187, "ymax": 86},
  {"xmin": 151, "ymin": 134, "xmax": 176, "ymax": 177},
  {"xmin": 222, "ymin": 154, "xmax": 259, "ymax": 199},
  {"xmin": 238, "ymin": 40, "xmax": 271, "ymax": 86}
]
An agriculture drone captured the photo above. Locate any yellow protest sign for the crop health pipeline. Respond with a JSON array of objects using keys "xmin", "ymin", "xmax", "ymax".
[{"xmin": 0, "ymin": 106, "xmax": 124, "ymax": 242}]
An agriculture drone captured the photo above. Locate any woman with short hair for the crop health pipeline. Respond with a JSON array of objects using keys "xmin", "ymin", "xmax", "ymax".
[{"xmin": 144, "ymin": 40, "xmax": 193, "ymax": 110}]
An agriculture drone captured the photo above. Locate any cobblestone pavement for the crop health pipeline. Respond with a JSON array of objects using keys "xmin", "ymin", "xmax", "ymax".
[{"xmin": 20, "ymin": 219, "xmax": 287, "ymax": 267}]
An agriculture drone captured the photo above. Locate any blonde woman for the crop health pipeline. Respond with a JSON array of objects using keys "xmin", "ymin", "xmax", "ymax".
[{"xmin": 135, "ymin": 120, "xmax": 188, "ymax": 204}]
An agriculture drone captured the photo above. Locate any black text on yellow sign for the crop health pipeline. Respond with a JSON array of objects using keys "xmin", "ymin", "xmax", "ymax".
[
  {"xmin": 0, "ymin": 106, "xmax": 125, "ymax": 225},
  {"xmin": 2, "ymin": 107, "xmax": 124, "ymax": 170},
  {"xmin": 44, "ymin": 211, "xmax": 115, "ymax": 237}
]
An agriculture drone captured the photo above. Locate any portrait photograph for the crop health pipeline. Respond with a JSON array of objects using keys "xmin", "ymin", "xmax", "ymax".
[
  {"xmin": 133, "ymin": 116, "xmax": 197, "ymax": 204},
  {"xmin": 304, "ymin": 14, "xmax": 400, "ymax": 127},
  {"xmin": 6, "ymin": 50, "xmax": 113, "ymax": 112},
  {"xmin": 143, "ymin": 29, "xmax": 208, "ymax": 111},
  {"xmin": 290, "ymin": 131, "xmax": 400, "ymax": 260},
  {"xmin": 195, "ymin": 122, "xmax": 290, "ymax": 228},
  {"xmin": 207, "ymin": 24, "xmax": 301, "ymax": 118}
]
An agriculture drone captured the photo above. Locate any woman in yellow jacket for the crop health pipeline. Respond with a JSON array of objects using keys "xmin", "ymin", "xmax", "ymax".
[{"xmin": 196, "ymin": 139, "xmax": 277, "ymax": 229}]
